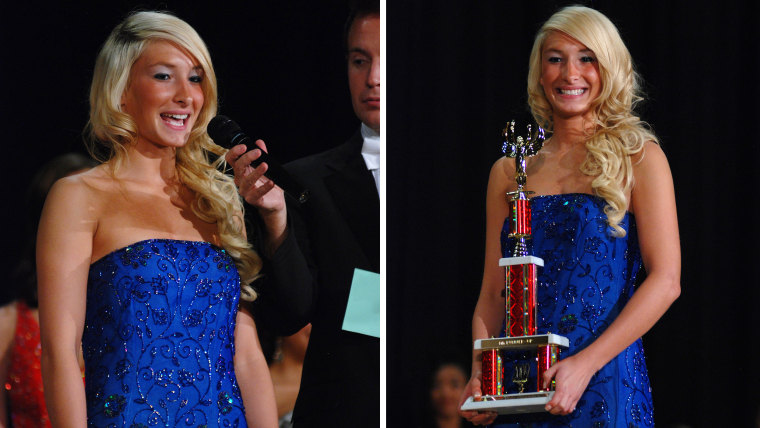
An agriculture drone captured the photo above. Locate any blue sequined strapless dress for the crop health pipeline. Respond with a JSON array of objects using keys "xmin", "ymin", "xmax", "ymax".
[
  {"xmin": 494, "ymin": 194, "xmax": 653, "ymax": 428},
  {"xmin": 82, "ymin": 239, "xmax": 247, "ymax": 427}
]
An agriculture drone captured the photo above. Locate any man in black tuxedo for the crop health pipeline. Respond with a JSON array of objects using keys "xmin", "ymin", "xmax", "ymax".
[{"xmin": 225, "ymin": 3, "xmax": 380, "ymax": 427}]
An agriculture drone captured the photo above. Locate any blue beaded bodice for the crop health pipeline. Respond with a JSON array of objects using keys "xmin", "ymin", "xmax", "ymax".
[
  {"xmin": 497, "ymin": 194, "xmax": 652, "ymax": 427},
  {"xmin": 83, "ymin": 239, "xmax": 247, "ymax": 427}
]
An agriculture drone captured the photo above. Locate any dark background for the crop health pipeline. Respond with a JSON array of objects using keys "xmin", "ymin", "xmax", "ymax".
[
  {"xmin": 388, "ymin": 1, "xmax": 760, "ymax": 427},
  {"xmin": 2, "ymin": 0, "xmax": 759, "ymax": 427},
  {"xmin": 0, "ymin": 2, "xmax": 359, "ymax": 298}
]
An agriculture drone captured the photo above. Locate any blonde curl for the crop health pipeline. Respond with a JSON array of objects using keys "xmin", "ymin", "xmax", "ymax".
[{"xmin": 527, "ymin": 6, "xmax": 657, "ymax": 236}]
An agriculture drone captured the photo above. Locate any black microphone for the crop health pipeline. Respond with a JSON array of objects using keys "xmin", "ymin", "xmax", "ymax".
[{"xmin": 208, "ymin": 115, "xmax": 309, "ymax": 204}]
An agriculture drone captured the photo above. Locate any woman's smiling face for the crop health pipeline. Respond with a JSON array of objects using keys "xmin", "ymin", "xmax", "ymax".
[
  {"xmin": 539, "ymin": 31, "xmax": 601, "ymax": 121},
  {"xmin": 121, "ymin": 39, "xmax": 205, "ymax": 150}
]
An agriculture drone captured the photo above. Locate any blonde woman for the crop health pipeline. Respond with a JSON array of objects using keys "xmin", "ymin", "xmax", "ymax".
[
  {"xmin": 459, "ymin": 6, "xmax": 680, "ymax": 427},
  {"xmin": 37, "ymin": 11, "xmax": 277, "ymax": 428}
]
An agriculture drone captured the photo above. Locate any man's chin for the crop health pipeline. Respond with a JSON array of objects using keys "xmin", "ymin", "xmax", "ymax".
[{"xmin": 357, "ymin": 113, "xmax": 380, "ymax": 133}]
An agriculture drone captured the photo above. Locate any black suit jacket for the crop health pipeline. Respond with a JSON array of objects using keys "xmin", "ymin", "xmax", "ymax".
[{"xmin": 253, "ymin": 131, "xmax": 380, "ymax": 427}]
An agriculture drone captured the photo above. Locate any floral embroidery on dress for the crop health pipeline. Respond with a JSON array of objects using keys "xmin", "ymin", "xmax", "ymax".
[{"xmin": 83, "ymin": 239, "xmax": 247, "ymax": 427}]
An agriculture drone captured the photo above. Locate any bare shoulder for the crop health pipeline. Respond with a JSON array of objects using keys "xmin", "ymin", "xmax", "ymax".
[
  {"xmin": 632, "ymin": 141, "xmax": 670, "ymax": 174},
  {"xmin": 50, "ymin": 164, "xmax": 108, "ymax": 194},
  {"xmin": 0, "ymin": 302, "xmax": 17, "ymax": 348},
  {"xmin": 47, "ymin": 174, "xmax": 91, "ymax": 207},
  {"xmin": 43, "ymin": 165, "xmax": 115, "ymax": 225},
  {"xmin": 489, "ymin": 157, "xmax": 514, "ymax": 190},
  {"xmin": 0, "ymin": 302, "xmax": 17, "ymax": 326},
  {"xmin": 630, "ymin": 141, "xmax": 675, "ymax": 215}
]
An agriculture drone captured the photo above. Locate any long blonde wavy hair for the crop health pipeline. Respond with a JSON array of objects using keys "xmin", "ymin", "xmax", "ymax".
[
  {"xmin": 86, "ymin": 11, "xmax": 261, "ymax": 300},
  {"xmin": 527, "ymin": 6, "xmax": 657, "ymax": 236}
]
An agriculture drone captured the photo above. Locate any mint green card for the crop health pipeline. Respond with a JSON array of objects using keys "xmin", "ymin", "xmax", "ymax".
[{"xmin": 342, "ymin": 268, "xmax": 380, "ymax": 338}]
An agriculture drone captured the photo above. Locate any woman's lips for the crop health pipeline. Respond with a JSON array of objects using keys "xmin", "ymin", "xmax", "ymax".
[{"xmin": 161, "ymin": 113, "xmax": 189, "ymax": 129}]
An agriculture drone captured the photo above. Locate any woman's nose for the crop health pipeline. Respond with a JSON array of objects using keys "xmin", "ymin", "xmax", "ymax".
[
  {"xmin": 563, "ymin": 60, "xmax": 579, "ymax": 81},
  {"xmin": 174, "ymin": 80, "xmax": 193, "ymax": 105}
]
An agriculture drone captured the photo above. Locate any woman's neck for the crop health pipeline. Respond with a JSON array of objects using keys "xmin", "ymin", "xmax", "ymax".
[
  {"xmin": 550, "ymin": 113, "xmax": 595, "ymax": 151},
  {"xmin": 118, "ymin": 142, "xmax": 180, "ymax": 187}
]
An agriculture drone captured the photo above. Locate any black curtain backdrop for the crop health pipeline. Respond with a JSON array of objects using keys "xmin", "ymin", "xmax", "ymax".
[
  {"xmin": 2, "ymin": 1, "xmax": 759, "ymax": 426},
  {"xmin": 389, "ymin": 1, "xmax": 760, "ymax": 427},
  {"xmin": 0, "ymin": 2, "xmax": 358, "ymax": 299}
]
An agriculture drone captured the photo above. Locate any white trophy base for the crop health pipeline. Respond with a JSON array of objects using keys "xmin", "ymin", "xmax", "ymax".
[
  {"xmin": 461, "ymin": 391, "xmax": 554, "ymax": 414},
  {"xmin": 499, "ymin": 255, "xmax": 544, "ymax": 267}
]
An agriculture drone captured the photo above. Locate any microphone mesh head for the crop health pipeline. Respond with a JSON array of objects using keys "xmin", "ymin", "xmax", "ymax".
[{"xmin": 207, "ymin": 115, "xmax": 242, "ymax": 148}]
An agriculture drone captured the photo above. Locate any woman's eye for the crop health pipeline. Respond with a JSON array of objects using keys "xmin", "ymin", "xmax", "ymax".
[
  {"xmin": 581, "ymin": 56, "xmax": 596, "ymax": 63},
  {"xmin": 189, "ymin": 75, "xmax": 203, "ymax": 83},
  {"xmin": 153, "ymin": 73, "xmax": 170, "ymax": 80},
  {"xmin": 547, "ymin": 56, "xmax": 562, "ymax": 63}
]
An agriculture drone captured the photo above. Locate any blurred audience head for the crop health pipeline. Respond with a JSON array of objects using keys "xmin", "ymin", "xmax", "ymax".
[{"xmin": 429, "ymin": 361, "xmax": 468, "ymax": 427}]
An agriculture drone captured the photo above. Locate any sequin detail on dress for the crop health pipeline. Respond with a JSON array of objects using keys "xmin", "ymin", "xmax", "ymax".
[
  {"xmin": 5, "ymin": 301, "xmax": 52, "ymax": 428},
  {"xmin": 495, "ymin": 194, "xmax": 652, "ymax": 428},
  {"xmin": 83, "ymin": 239, "xmax": 247, "ymax": 427}
]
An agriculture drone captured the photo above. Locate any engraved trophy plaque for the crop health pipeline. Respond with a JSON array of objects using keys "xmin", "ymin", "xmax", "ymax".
[{"xmin": 461, "ymin": 121, "xmax": 569, "ymax": 415}]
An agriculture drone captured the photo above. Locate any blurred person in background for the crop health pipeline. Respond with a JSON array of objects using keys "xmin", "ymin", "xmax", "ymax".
[
  {"xmin": 0, "ymin": 152, "xmax": 96, "ymax": 428},
  {"xmin": 425, "ymin": 362, "xmax": 473, "ymax": 428}
]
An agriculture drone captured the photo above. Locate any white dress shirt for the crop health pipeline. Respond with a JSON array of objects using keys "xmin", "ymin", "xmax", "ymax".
[{"xmin": 360, "ymin": 123, "xmax": 380, "ymax": 193}]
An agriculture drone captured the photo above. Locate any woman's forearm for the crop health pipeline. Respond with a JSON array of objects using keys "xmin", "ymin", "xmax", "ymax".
[
  {"xmin": 470, "ymin": 283, "xmax": 508, "ymax": 374},
  {"xmin": 41, "ymin": 351, "xmax": 87, "ymax": 427},
  {"xmin": 574, "ymin": 270, "xmax": 680, "ymax": 372},
  {"xmin": 235, "ymin": 354, "xmax": 278, "ymax": 428}
]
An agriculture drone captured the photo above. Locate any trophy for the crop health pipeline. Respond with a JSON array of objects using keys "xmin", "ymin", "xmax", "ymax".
[{"xmin": 461, "ymin": 120, "xmax": 569, "ymax": 415}]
